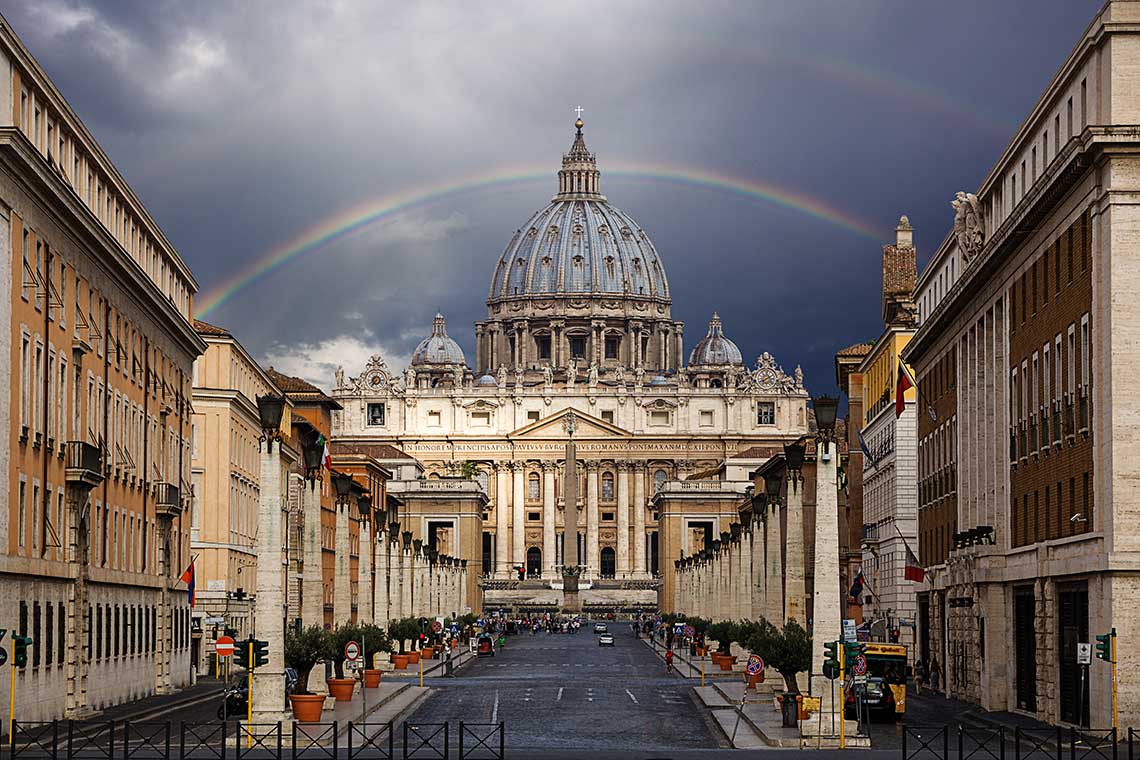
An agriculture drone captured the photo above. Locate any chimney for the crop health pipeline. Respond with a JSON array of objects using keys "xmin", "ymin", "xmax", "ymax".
[{"xmin": 882, "ymin": 215, "xmax": 917, "ymax": 327}]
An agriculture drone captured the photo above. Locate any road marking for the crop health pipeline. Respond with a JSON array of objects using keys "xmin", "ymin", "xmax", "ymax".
[
  {"xmin": 491, "ymin": 690, "xmax": 499, "ymax": 724},
  {"xmin": 556, "ymin": 687, "xmax": 563, "ymax": 702},
  {"xmin": 626, "ymin": 689, "xmax": 639, "ymax": 704}
]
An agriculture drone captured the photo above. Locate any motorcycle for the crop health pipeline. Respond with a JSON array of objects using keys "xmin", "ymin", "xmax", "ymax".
[{"xmin": 217, "ymin": 668, "xmax": 299, "ymax": 719}]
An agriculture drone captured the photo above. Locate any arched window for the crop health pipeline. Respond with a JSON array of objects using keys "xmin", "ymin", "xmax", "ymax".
[
  {"xmin": 528, "ymin": 472, "xmax": 541, "ymax": 501},
  {"xmin": 653, "ymin": 469, "xmax": 667, "ymax": 493},
  {"xmin": 601, "ymin": 472, "xmax": 615, "ymax": 500},
  {"xmin": 476, "ymin": 469, "xmax": 489, "ymax": 495}
]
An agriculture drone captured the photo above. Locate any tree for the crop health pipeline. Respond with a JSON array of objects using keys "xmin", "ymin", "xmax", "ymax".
[
  {"xmin": 359, "ymin": 624, "xmax": 390, "ymax": 666},
  {"xmin": 330, "ymin": 623, "xmax": 362, "ymax": 678},
  {"xmin": 285, "ymin": 625, "xmax": 334, "ymax": 695},
  {"xmin": 389, "ymin": 617, "xmax": 419, "ymax": 653},
  {"xmin": 707, "ymin": 621, "xmax": 737, "ymax": 654},
  {"xmin": 460, "ymin": 461, "xmax": 479, "ymax": 479},
  {"xmin": 746, "ymin": 618, "xmax": 812, "ymax": 693}
]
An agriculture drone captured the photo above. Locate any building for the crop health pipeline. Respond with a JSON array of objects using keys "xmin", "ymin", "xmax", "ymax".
[
  {"xmin": 189, "ymin": 321, "xmax": 297, "ymax": 668},
  {"xmin": 836, "ymin": 341, "xmax": 872, "ymax": 624},
  {"xmin": 903, "ymin": 0, "xmax": 1140, "ymax": 727},
  {"xmin": 331, "ymin": 118, "xmax": 810, "ymax": 612},
  {"xmin": 0, "ymin": 16, "xmax": 204, "ymax": 720},
  {"xmin": 857, "ymin": 217, "xmax": 919, "ymax": 648}
]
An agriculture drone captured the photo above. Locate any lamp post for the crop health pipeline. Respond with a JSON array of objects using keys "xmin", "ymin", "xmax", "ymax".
[
  {"xmin": 300, "ymin": 432, "xmax": 325, "ymax": 627},
  {"xmin": 784, "ymin": 442, "xmax": 807, "ymax": 630},
  {"xmin": 809, "ymin": 395, "xmax": 843, "ymax": 733},
  {"xmin": 251, "ymin": 394, "xmax": 286, "ymax": 718}
]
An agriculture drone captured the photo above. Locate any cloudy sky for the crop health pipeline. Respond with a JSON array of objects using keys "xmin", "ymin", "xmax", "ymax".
[{"xmin": 6, "ymin": 0, "xmax": 1102, "ymax": 396}]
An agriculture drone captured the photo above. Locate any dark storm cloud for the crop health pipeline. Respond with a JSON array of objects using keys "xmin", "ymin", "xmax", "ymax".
[{"xmin": 3, "ymin": 0, "xmax": 1103, "ymax": 393}]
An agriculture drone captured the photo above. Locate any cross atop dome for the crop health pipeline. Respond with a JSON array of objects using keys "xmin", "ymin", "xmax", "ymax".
[{"xmin": 556, "ymin": 113, "xmax": 604, "ymax": 201}]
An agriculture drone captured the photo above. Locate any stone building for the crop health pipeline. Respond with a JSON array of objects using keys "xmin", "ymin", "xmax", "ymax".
[
  {"xmin": 0, "ymin": 16, "xmax": 203, "ymax": 720},
  {"xmin": 835, "ymin": 342, "xmax": 871, "ymax": 624},
  {"xmin": 331, "ymin": 119, "xmax": 810, "ymax": 612},
  {"xmin": 904, "ymin": 0, "xmax": 1140, "ymax": 727},
  {"xmin": 856, "ymin": 218, "xmax": 919, "ymax": 649}
]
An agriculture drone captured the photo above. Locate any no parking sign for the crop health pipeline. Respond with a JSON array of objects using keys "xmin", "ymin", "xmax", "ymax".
[{"xmin": 746, "ymin": 654, "xmax": 765, "ymax": 675}]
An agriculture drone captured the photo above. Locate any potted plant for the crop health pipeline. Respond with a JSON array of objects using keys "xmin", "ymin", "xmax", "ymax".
[
  {"xmin": 360, "ymin": 624, "xmax": 390, "ymax": 688},
  {"xmin": 747, "ymin": 618, "xmax": 812, "ymax": 727},
  {"xmin": 285, "ymin": 625, "xmax": 334, "ymax": 722},
  {"xmin": 327, "ymin": 623, "xmax": 361, "ymax": 701},
  {"xmin": 707, "ymin": 621, "xmax": 737, "ymax": 669},
  {"xmin": 390, "ymin": 618, "xmax": 415, "ymax": 669}
]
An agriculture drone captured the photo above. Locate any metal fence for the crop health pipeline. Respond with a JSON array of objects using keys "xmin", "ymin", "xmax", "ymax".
[
  {"xmin": 903, "ymin": 726, "xmax": 1131, "ymax": 760},
  {"xmin": 7, "ymin": 720, "xmax": 503, "ymax": 760}
]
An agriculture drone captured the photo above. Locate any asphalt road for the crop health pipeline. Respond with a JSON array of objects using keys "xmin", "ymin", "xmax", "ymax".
[{"xmin": 409, "ymin": 625, "xmax": 727, "ymax": 754}]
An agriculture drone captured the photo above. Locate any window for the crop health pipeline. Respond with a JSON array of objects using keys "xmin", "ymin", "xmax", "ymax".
[
  {"xmin": 699, "ymin": 410, "xmax": 714, "ymax": 427},
  {"xmin": 427, "ymin": 410, "xmax": 441, "ymax": 427},
  {"xmin": 32, "ymin": 602, "xmax": 41, "ymax": 667},
  {"xmin": 470, "ymin": 411, "xmax": 491, "ymax": 426},
  {"xmin": 601, "ymin": 473, "xmax": 614, "ymax": 500},
  {"xmin": 528, "ymin": 472, "xmax": 540, "ymax": 500},
  {"xmin": 604, "ymin": 335, "xmax": 620, "ymax": 360},
  {"xmin": 756, "ymin": 402, "xmax": 775, "ymax": 425},
  {"xmin": 649, "ymin": 410, "xmax": 670, "ymax": 426},
  {"xmin": 1067, "ymin": 97, "xmax": 1073, "ymax": 139},
  {"xmin": 536, "ymin": 335, "xmax": 551, "ymax": 360},
  {"xmin": 1067, "ymin": 326, "xmax": 1076, "ymax": 398},
  {"xmin": 58, "ymin": 603, "xmax": 65, "ymax": 665},
  {"xmin": 601, "ymin": 410, "xmax": 614, "ymax": 424},
  {"xmin": 525, "ymin": 410, "xmax": 540, "ymax": 423},
  {"xmin": 1080, "ymin": 314, "xmax": 1090, "ymax": 390},
  {"xmin": 653, "ymin": 469, "xmax": 667, "ymax": 492},
  {"xmin": 367, "ymin": 403, "xmax": 385, "ymax": 426},
  {"xmin": 569, "ymin": 336, "xmax": 586, "ymax": 359},
  {"xmin": 602, "ymin": 512, "xmax": 615, "ymax": 522},
  {"xmin": 1043, "ymin": 343, "xmax": 1051, "ymax": 407}
]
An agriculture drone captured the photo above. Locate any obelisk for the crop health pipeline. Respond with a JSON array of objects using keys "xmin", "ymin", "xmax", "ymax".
[{"xmin": 561, "ymin": 412, "xmax": 581, "ymax": 612}]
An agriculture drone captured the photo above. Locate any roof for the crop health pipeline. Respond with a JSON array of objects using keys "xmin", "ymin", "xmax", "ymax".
[
  {"xmin": 329, "ymin": 441, "xmax": 416, "ymax": 461},
  {"xmin": 836, "ymin": 342, "xmax": 873, "ymax": 358},
  {"xmin": 193, "ymin": 319, "xmax": 231, "ymax": 338},
  {"xmin": 265, "ymin": 368, "xmax": 342, "ymax": 408}
]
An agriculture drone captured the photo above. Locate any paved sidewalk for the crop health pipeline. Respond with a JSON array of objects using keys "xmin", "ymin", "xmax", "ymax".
[
  {"xmin": 92, "ymin": 677, "xmax": 226, "ymax": 723},
  {"xmin": 639, "ymin": 634, "xmax": 739, "ymax": 680}
]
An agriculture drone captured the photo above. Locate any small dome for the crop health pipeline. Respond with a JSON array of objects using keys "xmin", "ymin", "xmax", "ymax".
[
  {"xmin": 650, "ymin": 375, "xmax": 669, "ymax": 386},
  {"xmin": 688, "ymin": 312, "xmax": 743, "ymax": 367},
  {"xmin": 475, "ymin": 374, "xmax": 497, "ymax": 386},
  {"xmin": 411, "ymin": 313, "xmax": 467, "ymax": 366}
]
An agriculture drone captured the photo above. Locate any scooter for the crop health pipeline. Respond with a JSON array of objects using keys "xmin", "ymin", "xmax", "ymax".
[{"xmin": 217, "ymin": 668, "xmax": 299, "ymax": 719}]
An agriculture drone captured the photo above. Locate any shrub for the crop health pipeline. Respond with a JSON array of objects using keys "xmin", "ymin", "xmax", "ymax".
[
  {"xmin": 746, "ymin": 618, "xmax": 812, "ymax": 693},
  {"xmin": 330, "ymin": 623, "xmax": 363, "ymax": 678},
  {"xmin": 359, "ymin": 624, "xmax": 390, "ymax": 666},
  {"xmin": 285, "ymin": 625, "xmax": 334, "ymax": 695},
  {"xmin": 707, "ymin": 621, "xmax": 736, "ymax": 654}
]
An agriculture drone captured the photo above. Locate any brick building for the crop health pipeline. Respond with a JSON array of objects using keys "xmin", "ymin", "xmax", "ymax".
[{"xmin": 904, "ymin": 0, "xmax": 1140, "ymax": 727}]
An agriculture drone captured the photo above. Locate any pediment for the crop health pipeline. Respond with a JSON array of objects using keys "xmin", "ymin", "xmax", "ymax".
[{"xmin": 509, "ymin": 408, "xmax": 631, "ymax": 439}]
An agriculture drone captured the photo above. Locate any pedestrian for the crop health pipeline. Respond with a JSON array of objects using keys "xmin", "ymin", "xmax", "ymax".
[
  {"xmin": 913, "ymin": 658, "xmax": 926, "ymax": 695},
  {"xmin": 930, "ymin": 657, "xmax": 942, "ymax": 692}
]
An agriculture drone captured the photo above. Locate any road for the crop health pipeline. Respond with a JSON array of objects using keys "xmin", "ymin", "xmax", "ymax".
[{"xmin": 409, "ymin": 624, "xmax": 726, "ymax": 754}]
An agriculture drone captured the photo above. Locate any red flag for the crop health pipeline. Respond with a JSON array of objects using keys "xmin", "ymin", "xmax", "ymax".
[
  {"xmin": 179, "ymin": 561, "xmax": 196, "ymax": 607},
  {"xmin": 895, "ymin": 360, "xmax": 915, "ymax": 418},
  {"xmin": 904, "ymin": 546, "xmax": 925, "ymax": 583}
]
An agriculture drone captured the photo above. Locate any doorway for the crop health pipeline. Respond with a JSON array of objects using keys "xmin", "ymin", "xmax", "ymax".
[
  {"xmin": 1014, "ymin": 587, "xmax": 1037, "ymax": 712},
  {"xmin": 1058, "ymin": 583, "xmax": 1089, "ymax": 726},
  {"xmin": 600, "ymin": 546, "xmax": 616, "ymax": 578},
  {"xmin": 526, "ymin": 547, "xmax": 542, "ymax": 578}
]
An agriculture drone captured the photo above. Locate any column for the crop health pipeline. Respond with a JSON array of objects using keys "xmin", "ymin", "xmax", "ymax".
[
  {"xmin": 740, "ymin": 525, "xmax": 754, "ymax": 619},
  {"xmin": 751, "ymin": 513, "xmax": 766, "ymax": 622},
  {"xmin": 459, "ymin": 560, "xmax": 470, "ymax": 614},
  {"xmin": 586, "ymin": 462, "xmax": 600, "ymax": 576},
  {"xmin": 252, "ymin": 440, "xmax": 285, "ymax": 717},
  {"xmin": 301, "ymin": 480, "xmax": 324, "ymax": 627},
  {"xmin": 616, "ymin": 461, "xmax": 631, "ymax": 578},
  {"xmin": 785, "ymin": 471, "xmax": 806, "ymax": 625},
  {"xmin": 374, "ymin": 528, "xmax": 390, "ymax": 627},
  {"xmin": 542, "ymin": 462, "xmax": 557, "ymax": 578},
  {"xmin": 358, "ymin": 519, "xmax": 372, "ymax": 623},
  {"xmin": 633, "ymin": 464, "xmax": 647, "ymax": 578},
  {"xmin": 765, "ymin": 503, "xmax": 783, "ymax": 624},
  {"xmin": 495, "ymin": 462, "xmax": 510, "ymax": 578},
  {"xmin": 810, "ymin": 441, "xmax": 842, "ymax": 731},
  {"xmin": 333, "ymin": 499, "xmax": 352, "ymax": 623},
  {"xmin": 400, "ymin": 543, "xmax": 413, "ymax": 619},
  {"xmin": 512, "ymin": 461, "xmax": 526, "ymax": 570}
]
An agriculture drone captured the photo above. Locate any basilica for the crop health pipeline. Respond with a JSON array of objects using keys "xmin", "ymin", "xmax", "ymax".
[{"xmin": 330, "ymin": 118, "xmax": 810, "ymax": 610}]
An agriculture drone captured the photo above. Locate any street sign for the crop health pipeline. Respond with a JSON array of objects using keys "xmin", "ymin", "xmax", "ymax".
[
  {"xmin": 852, "ymin": 654, "xmax": 868, "ymax": 676},
  {"xmin": 432, "ymin": 620, "xmax": 443, "ymax": 634},
  {"xmin": 344, "ymin": 641, "xmax": 361, "ymax": 662},
  {"xmin": 204, "ymin": 616, "xmax": 225, "ymax": 627},
  {"xmin": 842, "ymin": 619, "xmax": 857, "ymax": 642},
  {"xmin": 746, "ymin": 654, "xmax": 765, "ymax": 675},
  {"xmin": 683, "ymin": 625, "xmax": 695, "ymax": 638},
  {"xmin": 215, "ymin": 636, "xmax": 236, "ymax": 658},
  {"xmin": 1077, "ymin": 643, "xmax": 1092, "ymax": 665},
  {"xmin": 854, "ymin": 674, "xmax": 868, "ymax": 685}
]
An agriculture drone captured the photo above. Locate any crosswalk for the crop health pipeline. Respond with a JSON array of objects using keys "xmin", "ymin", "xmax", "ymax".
[{"xmin": 483, "ymin": 684, "xmax": 690, "ymax": 707}]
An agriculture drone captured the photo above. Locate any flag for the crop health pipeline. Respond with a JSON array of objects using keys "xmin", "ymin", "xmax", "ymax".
[
  {"xmin": 904, "ymin": 546, "xmax": 925, "ymax": 582},
  {"xmin": 849, "ymin": 570, "xmax": 864, "ymax": 601},
  {"xmin": 895, "ymin": 359, "xmax": 916, "ymax": 418},
  {"xmin": 179, "ymin": 561, "xmax": 196, "ymax": 607},
  {"xmin": 317, "ymin": 434, "xmax": 332, "ymax": 471},
  {"xmin": 857, "ymin": 431, "xmax": 877, "ymax": 468}
]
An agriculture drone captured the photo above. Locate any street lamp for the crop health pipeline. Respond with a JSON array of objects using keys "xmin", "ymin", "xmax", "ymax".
[
  {"xmin": 812, "ymin": 395, "xmax": 839, "ymax": 455},
  {"xmin": 301, "ymin": 431, "xmax": 324, "ymax": 482},
  {"xmin": 764, "ymin": 470, "xmax": 783, "ymax": 512},
  {"xmin": 256, "ymin": 394, "xmax": 285, "ymax": 450},
  {"xmin": 784, "ymin": 442, "xmax": 806, "ymax": 473},
  {"xmin": 357, "ymin": 493, "xmax": 372, "ymax": 519},
  {"xmin": 331, "ymin": 470, "xmax": 354, "ymax": 507}
]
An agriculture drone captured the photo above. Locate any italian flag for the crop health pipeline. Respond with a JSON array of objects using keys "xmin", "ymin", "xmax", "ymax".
[
  {"xmin": 895, "ymin": 359, "xmax": 917, "ymax": 419},
  {"xmin": 317, "ymin": 434, "xmax": 331, "ymax": 471}
]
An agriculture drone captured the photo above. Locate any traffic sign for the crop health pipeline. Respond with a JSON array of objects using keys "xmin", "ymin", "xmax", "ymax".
[
  {"xmin": 842, "ymin": 619, "xmax": 857, "ymax": 642},
  {"xmin": 1077, "ymin": 643, "xmax": 1092, "ymax": 665},
  {"xmin": 344, "ymin": 641, "xmax": 361, "ymax": 661},
  {"xmin": 852, "ymin": 654, "xmax": 868, "ymax": 676},
  {"xmin": 746, "ymin": 654, "xmax": 765, "ymax": 675},
  {"xmin": 432, "ymin": 620, "xmax": 443, "ymax": 634},
  {"xmin": 215, "ymin": 636, "xmax": 236, "ymax": 657},
  {"xmin": 683, "ymin": 625, "xmax": 695, "ymax": 638}
]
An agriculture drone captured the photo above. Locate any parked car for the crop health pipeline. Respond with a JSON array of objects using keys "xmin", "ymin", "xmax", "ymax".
[
  {"xmin": 844, "ymin": 677, "xmax": 900, "ymax": 720},
  {"xmin": 598, "ymin": 633, "xmax": 615, "ymax": 647},
  {"xmin": 593, "ymin": 623, "xmax": 608, "ymax": 634},
  {"xmin": 476, "ymin": 634, "xmax": 496, "ymax": 657}
]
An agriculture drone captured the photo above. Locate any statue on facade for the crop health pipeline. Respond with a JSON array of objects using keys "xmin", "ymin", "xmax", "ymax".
[
  {"xmin": 952, "ymin": 192, "xmax": 985, "ymax": 261},
  {"xmin": 405, "ymin": 366, "xmax": 417, "ymax": 389},
  {"xmin": 566, "ymin": 358, "xmax": 577, "ymax": 388},
  {"xmin": 634, "ymin": 365, "xmax": 645, "ymax": 388},
  {"xmin": 497, "ymin": 364, "xmax": 508, "ymax": 388},
  {"xmin": 335, "ymin": 365, "xmax": 345, "ymax": 389},
  {"xmin": 542, "ymin": 363, "xmax": 554, "ymax": 390},
  {"xmin": 453, "ymin": 364, "xmax": 464, "ymax": 388},
  {"xmin": 794, "ymin": 364, "xmax": 804, "ymax": 392},
  {"xmin": 614, "ymin": 363, "xmax": 625, "ymax": 386},
  {"xmin": 587, "ymin": 361, "xmax": 599, "ymax": 387},
  {"xmin": 513, "ymin": 365, "xmax": 525, "ymax": 388}
]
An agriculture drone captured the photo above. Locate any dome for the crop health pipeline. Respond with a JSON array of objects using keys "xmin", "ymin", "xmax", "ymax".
[
  {"xmin": 487, "ymin": 119, "xmax": 669, "ymax": 302},
  {"xmin": 411, "ymin": 313, "xmax": 467, "ymax": 366},
  {"xmin": 475, "ymin": 374, "xmax": 497, "ymax": 386},
  {"xmin": 649, "ymin": 375, "xmax": 669, "ymax": 386},
  {"xmin": 688, "ymin": 312, "xmax": 743, "ymax": 366}
]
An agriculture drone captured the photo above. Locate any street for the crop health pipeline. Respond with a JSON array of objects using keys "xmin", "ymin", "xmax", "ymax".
[{"xmin": 409, "ymin": 625, "xmax": 726, "ymax": 753}]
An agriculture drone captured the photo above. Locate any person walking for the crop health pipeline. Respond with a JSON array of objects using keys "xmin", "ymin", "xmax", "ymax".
[
  {"xmin": 929, "ymin": 657, "xmax": 942, "ymax": 693},
  {"xmin": 913, "ymin": 658, "xmax": 926, "ymax": 696}
]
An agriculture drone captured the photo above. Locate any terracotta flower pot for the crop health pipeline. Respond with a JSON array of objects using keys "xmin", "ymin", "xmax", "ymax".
[
  {"xmin": 289, "ymin": 693, "xmax": 326, "ymax": 722},
  {"xmin": 326, "ymin": 678, "xmax": 355, "ymax": 701},
  {"xmin": 746, "ymin": 671, "xmax": 765, "ymax": 689},
  {"xmin": 392, "ymin": 654, "xmax": 410, "ymax": 670},
  {"xmin": 363, "ymin": 669, "xmax": 382, "ymax": 688},
  {"xmin": 407, "ymin": 651, "xmax": 420, "ymax": 664},
  {"xmin": 450, "ymin": 639, "xmax": 458, "ymax": 650},
  {"xmin": 423, "ymin": 646, "xmax": 436, "ymax": 659}
]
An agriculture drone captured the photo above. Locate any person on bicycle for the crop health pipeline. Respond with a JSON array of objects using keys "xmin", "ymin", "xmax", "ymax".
[{"xmin": 665, "ymin": 649, "xmax": 674, "ymax": 673}]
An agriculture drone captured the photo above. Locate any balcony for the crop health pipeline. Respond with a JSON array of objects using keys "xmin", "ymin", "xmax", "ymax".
[
  {"xmin": 1052, "ymin": 401, "xmax": 1063, "ymax": 445},
  {"xmin": 1064, "ymin": 400, "xmax": 1075, "ymax": 443},
  {"xmin": 65, "ymin": 441, "xmax": 105, "ymax": 488},
  {"xmin": 1078, "ymin": 388, "xmax": 1090, "ymax": 435},
  {"xmin": 155, "ymin": 482, "xmax": 181, "ymax": 519}
]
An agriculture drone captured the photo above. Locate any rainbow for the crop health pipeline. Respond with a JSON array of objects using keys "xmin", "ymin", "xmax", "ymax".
[{"xmin": 196, "ymin": 162, "xmax": 889, "ymax": 317}]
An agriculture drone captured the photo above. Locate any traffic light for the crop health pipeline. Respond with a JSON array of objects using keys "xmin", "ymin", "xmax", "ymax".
[
  {"xmin": 889, "ymin": 627, "xmax": 900, "ymax": 643},
  {"xmin": 1095, "ymin": 629, "xmax": 1116, "ymax": 662},
  {"xmin": 13, "ymin": 635, "xmax": 32, "ymax": 668},
  {"xmin": 823, "ymin": 640, "xmax": 839, "ymax": 680},
  {"xmin": 234, "ymin": 638, "xmax": 251, "ymax": 670},
  {"xmin": 843, "ymin": 641, "xmax": 865, "ymax": 668},
  {"xmin": 252, "ymin": 639, "xmax": 269, "ymax": 669}
]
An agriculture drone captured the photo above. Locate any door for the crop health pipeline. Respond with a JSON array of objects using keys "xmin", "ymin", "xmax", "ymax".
[
  {"xmin": 1014, "ymin": 587, "xmax": 1037, "ymax": 712},
  {"xmin": 1058, "ymin": 583, "xmax": 1089, "ymax": 726},
  {"xmin": 526, "ymin": 547, "xmax": 542, "ymax": 578},
  {"xmin": 600, "ymin": 546, "xmax": 616, "ymax": 578}
]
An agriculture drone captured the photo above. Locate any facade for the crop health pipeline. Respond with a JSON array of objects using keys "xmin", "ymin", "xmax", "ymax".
[
  {"xmin": 0, "ymin": 17, "xmax": 204, "ymax": 721},
  {"xmin": 857, "ymin": 218, "xmax": 919, "ymax": 649},
  {"xmin": 189, "ymin": 321, "xmax": 297, "ymax": 667},
  {"xmin": 332, "ymin": 119, "xmax": 810, "ymax": 611},
  {"xmin": 904, "ymin": 0, "xmax": 1140, "ymax": 728},
  {"xmin": 836, "ymin": 342, "xmax": 871, "ymax": 623}
]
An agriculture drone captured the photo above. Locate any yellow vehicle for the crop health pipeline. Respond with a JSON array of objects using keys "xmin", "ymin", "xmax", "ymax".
[{"xmin": 845, "ymin": 643, "xmax": 908, "ymax": 718}]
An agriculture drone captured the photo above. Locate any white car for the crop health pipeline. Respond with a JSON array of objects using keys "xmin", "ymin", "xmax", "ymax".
[
  {"xmin": 598, "ymin": 633, "xmax": 615, "ymax": 647},
  {"xmin": 593, "ymin": 622, "xmax": 608, "ymax": 633}
]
